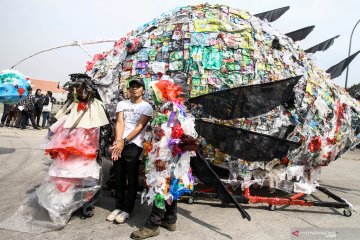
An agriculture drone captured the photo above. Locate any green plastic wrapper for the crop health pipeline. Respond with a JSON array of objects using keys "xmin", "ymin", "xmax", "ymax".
[
  {"xmin": 154, "ymin": 193, "xmax": 165, "ymax": 210},
  {"xmin": 203, "ymin": 47, "xmax": 223, "ymax": 70},
  {"xmin": 153, "ymin": 113, "xmax": 169, "ymax": 126}
]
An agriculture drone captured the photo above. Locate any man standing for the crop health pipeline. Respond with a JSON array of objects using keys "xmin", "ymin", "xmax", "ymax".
[
  {"xmin": 19, "ymin": 87, "xmax": 40, "ymax": 130},
  {"xmin": 41, "ymin": 91, "xmax": 53, "ymax": 128},
  {"xmin": 34, "ymin": 89, "xmax": 44, "ymax": 127},
  {"xmin": 107, "ymin": 79, "xmax": 152, "ymax": 224},
  {"xmin": 0, "ymin": 103, "xmax": 10, "ymax": 127}
]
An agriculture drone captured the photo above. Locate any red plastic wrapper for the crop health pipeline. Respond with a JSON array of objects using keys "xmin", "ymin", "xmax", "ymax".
[
  {"xmin": 155, "ymin": 80, "xmax": 184, "ymax": 103},
  {"xmin": 77, "ymin": 102, "xmax": 87, "ymax": 112},
  {"xmin": 308, "ymin": 136, "xmax": 322, "ymax": 153},
  {"xmin": 172, "ymin": 124, "xmax": 184, "ymax": 139},
  {"xmin": 45, "ymin": 124, "xmax": 99, "ymax": 160},
  {"xmin": 18, "ymin": 87, "xmax": 25, "ymax": 96},
  {"xmin": 85, "ymin": 53, "xmax": 107, "ymax": 71},
  {"xmin": 153, "ymin": 126, "xmax": 165, "ymax": 140},
  {"xmin": 114, "ymin": 37, "xmax": 126, "ymax": 48},
  {"xmin": 143, "ymin": 141, "xmax": 153, "ymax": 157}
]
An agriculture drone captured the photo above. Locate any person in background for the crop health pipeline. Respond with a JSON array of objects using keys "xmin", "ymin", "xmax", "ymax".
[
  {"xmin": 41, "ymin": 91, "xmax": 53, "ymax": 128},
  {"xmin": 19, "ymin": 87, "xmax": 40, "ymax": 130},
  {"xmin": 34, "ymin": 89, "xmax": 45, "ymax": 127},
  {"xmin": 0, "ymin": 103, "xmax": 11, "ymax": 127},
  {"xmin": 4, "ymin": 104, "xmax": 18, "ymax": 127},
  {"xmin": 107, "ymin": 79, "xmax": 153, "ymax": 224}
]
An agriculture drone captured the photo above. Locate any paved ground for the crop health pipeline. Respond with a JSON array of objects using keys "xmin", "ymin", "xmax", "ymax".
[{"xmin": 0, "ymin": 126, "xmax": 359, "ymax": 240}]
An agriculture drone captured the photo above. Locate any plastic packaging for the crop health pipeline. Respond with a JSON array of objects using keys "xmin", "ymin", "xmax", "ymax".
[{"xmin": 0, "ymin": 70, "xmax": 30, "ymax": 103}]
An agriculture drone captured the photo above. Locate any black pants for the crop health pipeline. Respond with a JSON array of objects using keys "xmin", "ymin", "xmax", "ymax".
[
  {"xmin": 5, "ymin": 110, "xmax": 16, "ymax": 125},
  {"xmin": 20, "ymin": 110, "xmax": 36, "ymax": 129},
  {"xmin": 145, "ymin": 201, "xmax": 177, "ymax": 229},
  {"xmin": 113, "ymin": 143, "xmax": 143, "ymax": 213},
  {"xmin": 1, "ymin": 104, "xmax": 10, "ymax": 124},
  {"xmin": 34, "ymin": 107, "xmax": 42, "ymax": 126}
]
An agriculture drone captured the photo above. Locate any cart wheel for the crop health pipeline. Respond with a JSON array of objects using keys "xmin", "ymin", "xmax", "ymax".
[
  {"xmin": 81, "ymin": 206, "xmax": 94, "ymax": 219},
  {"xmin": 268, "ymin": 204, "xmax": 276, "ymax": 211},
  {"xmin": 187, "ymin": 197, "xmax": 194, "ymax": 204},
  {"xmin": 343, "ymin": 209, "xmax": 352, "ymax": 217}
]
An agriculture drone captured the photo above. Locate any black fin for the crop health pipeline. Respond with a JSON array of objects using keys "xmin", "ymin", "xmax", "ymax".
[
  {"xmin": 254, "ymin": 6, "xmax": 290, "ymax": 22},
  {"xmin": 188, "ymin": 76, "xmax": 302, "ymax": 119},
  {"xmin": 195, "ymin": 120, "xmax": 300, "ymax": 162},
  {"xmin": 326, "ymin": 50, "xmax": 360, "ymax": 79},
  {"xmin": 285, "ymin": 26, "xmax": 315, "ymax": 41},
  {"xmin": 305, "ymin": 35, "xmax": 340, "ymax": 53}
]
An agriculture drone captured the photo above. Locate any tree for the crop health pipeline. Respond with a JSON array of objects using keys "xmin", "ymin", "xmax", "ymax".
[{"xmin": 348, "ymin": 83, "xmax": 360, "ymax": 100}]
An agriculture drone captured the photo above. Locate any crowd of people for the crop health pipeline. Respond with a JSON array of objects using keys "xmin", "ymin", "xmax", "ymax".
[{"xmin": 0, "ymin": 88, "xmax": 55, "ymax": 130}]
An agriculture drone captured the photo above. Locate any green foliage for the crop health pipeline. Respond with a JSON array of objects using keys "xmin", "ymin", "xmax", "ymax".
[{"xmin": 348, "ymin": 83, "xmax": 360, "ymax": 100}]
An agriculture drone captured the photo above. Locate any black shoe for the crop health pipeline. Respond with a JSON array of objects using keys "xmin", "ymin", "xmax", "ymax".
[
  {"xmin": 34, "ymin": 127, "xmax": 41, "ymax": 130},
  {"xmin": 0, "ymin": 123, "xmax": 4, "ymax": 127}
]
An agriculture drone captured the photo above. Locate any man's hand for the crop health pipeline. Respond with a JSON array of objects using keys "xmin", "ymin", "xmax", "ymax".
[
  {"xmin": 110, "ymin": 140, "xmax": 125, "ymax": 161},
  {"xmin": 155, "ymin": 160, "xmax": 167, "ymax": 171}
]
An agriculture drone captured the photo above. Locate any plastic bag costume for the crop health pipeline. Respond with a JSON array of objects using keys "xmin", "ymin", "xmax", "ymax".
[
  {"xmin": 141, "ymin": 80, "xmax": 197, "ymax": 209},
  {"xmin": 0, "ymin": 74, "xmax": 109, "ymax": 233}
]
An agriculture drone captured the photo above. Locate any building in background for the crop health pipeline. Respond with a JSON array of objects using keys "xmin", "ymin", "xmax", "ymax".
[{"xmin": 28, "ymin": 78, "xmax": 67, "ymax": 104}]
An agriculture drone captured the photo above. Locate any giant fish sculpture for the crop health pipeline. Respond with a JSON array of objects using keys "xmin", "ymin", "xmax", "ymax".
[{"xmin": 84, "ymin": 3, "xmax": 360, "ymax": 219}]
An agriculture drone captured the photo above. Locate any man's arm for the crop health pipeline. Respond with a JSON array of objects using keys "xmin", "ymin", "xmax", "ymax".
[
  {"xmin": 115, "ymin": 111, "xmax": 125, "ymax": 142},
  {"xmin": 124, "ymin": 114, "xmax": 151, "ymax": 142},
  {"xmin": 110, "ymin": 111, "xmax": 125, "ymax": 161}
]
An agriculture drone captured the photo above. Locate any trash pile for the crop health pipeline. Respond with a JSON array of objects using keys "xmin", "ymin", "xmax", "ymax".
[
  {"xmin": 0, "ymin": 70, "xmax": 30, "ymax": 103},
  {"xmin": 85, "ymin": 3, "xmax": 360, "ymax": 195}
]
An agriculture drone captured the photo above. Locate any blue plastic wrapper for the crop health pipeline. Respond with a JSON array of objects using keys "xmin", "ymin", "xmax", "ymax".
[
  {"xmin": 169, "ymin": 177, "xmax": 192, "ymax": 200},
  {"xmin": 0, "ymin": 70, "xmax": 30, "ymax": 103}
]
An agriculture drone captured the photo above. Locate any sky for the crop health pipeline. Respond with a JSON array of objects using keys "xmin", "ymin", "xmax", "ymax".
[{"xmin": 0, "ymin": 0, "xmax": 359, "ymax": 88}]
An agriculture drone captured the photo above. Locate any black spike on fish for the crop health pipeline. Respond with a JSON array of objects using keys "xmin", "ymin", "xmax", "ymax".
[
  {"xmin": 285, "ymin": 26, "xmax": 315, "ymax": 42},
  {"xmin": 254, "ymin": 6, "xmax": 290, "ymax": 22},
  {"xmin": 326, "ymin": 50, "xmax": 360, "ymax": 79},
  {"xmin": 305, "ymin": 35, "xmax": 340, "ymax": 54}
]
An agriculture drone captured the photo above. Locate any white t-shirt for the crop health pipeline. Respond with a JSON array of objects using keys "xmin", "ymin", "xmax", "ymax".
[{"xmin": 116, "ymin": 100, "xmax": 153, "ymax": 148}]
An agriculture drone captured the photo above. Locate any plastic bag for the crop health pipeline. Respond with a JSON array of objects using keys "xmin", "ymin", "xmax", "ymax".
[
  {"xmin": 154, "ymin": 80, "xmax": 184, "ymax": 103},
  {"xmin": 45, "ymin": 124, "xmax": 99, "ymax": 160}
]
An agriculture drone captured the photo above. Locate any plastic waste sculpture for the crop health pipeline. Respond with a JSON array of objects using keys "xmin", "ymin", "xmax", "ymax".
[
  {"xmin": 85, "ymin": 3, "xmax": 359, "ymax": 219},
  {"xmin": 1, "ymin": 4, "xmax": 359, "ymax": 232}
]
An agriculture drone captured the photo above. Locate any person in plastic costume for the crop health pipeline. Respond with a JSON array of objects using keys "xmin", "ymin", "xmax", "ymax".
[
  {"xmin": 130, "ymin": 79, "xmax": 197, "ymax": 239},
  {"xmin": 130, "ymin": 166, "xmax": 178, "ymax": 239},
  {"xmin": 107, "ymin": 78, "xmax": 153, "ymax": 224}
]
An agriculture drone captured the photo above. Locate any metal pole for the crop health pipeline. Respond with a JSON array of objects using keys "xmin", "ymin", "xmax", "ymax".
[{"xmin": 345, "ymin": 19, "xmax": 360, "ymax": 89}]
